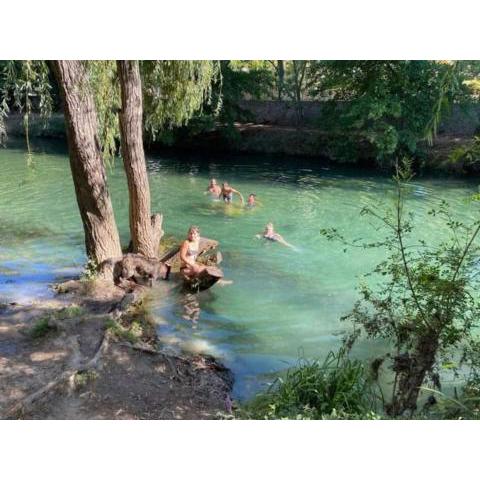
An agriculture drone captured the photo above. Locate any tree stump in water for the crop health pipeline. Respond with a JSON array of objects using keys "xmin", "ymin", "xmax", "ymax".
[
  {"xmin": 98, "ymin": 237, "xmax": 222, "ymax": 292},
  {"xmin": 182, "ymin": 266, "xmax": 224, "ymax": 293},
  {"xmin": 99, "ymin": 253, "xmax": 169, "ymax": 289}
]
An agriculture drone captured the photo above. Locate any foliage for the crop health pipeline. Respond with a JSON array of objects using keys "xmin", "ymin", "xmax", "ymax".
[
  {"xmin": 449, "ymin": 135, "xmax": 480, "ymax": 168},
  {"xmin": 0, "ymin": 60, "xmax": 53, "ymax": 152},
  {"xmin": 73, "ymin": 370, "xmax": 99, "ymax": 389},
  {"xmin": 215, "ymin": 60, "xmax": 274, "ymax": 124},
  {"xmin": 81, "ymin": 257, "xmax": 99, "ymax": 281},
  {"xmin": 140, "ymin": 60, "xmax": 220, "ymax": 140},
  {"xmin": 322, "ymin": 159, "xmax": 480, "ymax": 416},
  {"xmin": 86, "ymin": 61, "xmax": 120, "ymax": 164},
  {"xmin": 419, "ymin": 385, "xmax": 480, "ymax": 420},
  {"xmin": 59, "ymin": 305, "xmax": 85, "ymax": 319},
  {"xmin": 152, "ymin": 60, "xmax": 275, "ymax": 146},
  {"xmin": 239, "ymin": 349, "xmax": 377, "ymax": 419},
  {"xmin": 2, "ymin": 60, "xmax": 220, "ymax": 163},
  {"xmin": 312, "ymin": 61, "xmax": 469, "ymax": 166},
  {"xmin": 106, "ymin": 318, "xmax": 144, "ymax": 344}
]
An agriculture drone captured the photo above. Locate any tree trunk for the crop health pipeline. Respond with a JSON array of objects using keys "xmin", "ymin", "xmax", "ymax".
[
  {"xmin": 386, "ymin": 332, "xmax": 439, "ymax": 417},
  {"xmin": 117, "ymin": 60, "xmax": 162, "ymax": 258},
  {"xmin": 51, "ymin": 61, "xmax": 122, "ymax": 265},
  {"xmin": 277, "ymin": 60, "xmax": 284, "ymax": 100}
]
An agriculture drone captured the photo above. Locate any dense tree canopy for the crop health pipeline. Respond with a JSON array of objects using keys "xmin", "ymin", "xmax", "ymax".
[{"xmin": 2, "ymin": 60, "xmax": 480, "ymax": 169}]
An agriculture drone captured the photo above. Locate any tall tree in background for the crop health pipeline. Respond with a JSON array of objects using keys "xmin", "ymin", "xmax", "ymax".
[
  {"xmin": 50, "ymin": 60, "xmax": 122, "ymax": 264},
  {"xmin": 117, "ymin": 60, "xmax": 162, "ymax": 258}
]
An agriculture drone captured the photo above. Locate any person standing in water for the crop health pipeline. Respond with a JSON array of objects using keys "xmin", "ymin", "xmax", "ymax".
[
  {"xmin": 257, "ymin": 222, "xmax": 295, "ymax": 249},
  {"xmin": 180, "ymin": 226, "xmax": 206, "ymax": 278},
  {"xmin": 221, "ymin": 182, "xmax": 244, "ymax": 205},
  {"xmin": 206, "ymin": 178, "xmax": 222, "ymax": 198},
  {"xmin": 246, "ymin": 193, "xmax": 256, "ymax": 208}
]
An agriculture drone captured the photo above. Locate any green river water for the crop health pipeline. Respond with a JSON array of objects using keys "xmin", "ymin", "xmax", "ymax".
[{"xmin": 1, "ymin": 139, "xmax": 479, "ymax": 399}]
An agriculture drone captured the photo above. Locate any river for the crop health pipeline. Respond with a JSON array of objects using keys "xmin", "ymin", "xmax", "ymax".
[{"xmin": 1, "ymin": 139, "xmax": 479, "ymax": 399}]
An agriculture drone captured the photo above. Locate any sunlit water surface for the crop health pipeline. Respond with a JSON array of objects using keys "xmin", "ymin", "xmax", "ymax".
[{"xmin": 1, "ymin": 139, "xmax": 479, "ymax": 399}]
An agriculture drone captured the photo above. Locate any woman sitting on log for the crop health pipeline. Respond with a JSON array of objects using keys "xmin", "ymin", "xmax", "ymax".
[{"xmin": 180, "ymin": 226, "xmax": 207, "ymax": 278}]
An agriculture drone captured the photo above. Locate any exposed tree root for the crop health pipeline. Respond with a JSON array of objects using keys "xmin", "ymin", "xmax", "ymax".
[{"xmin": 3, "ymin": 330, "xmax": 111, "ymax": 419}]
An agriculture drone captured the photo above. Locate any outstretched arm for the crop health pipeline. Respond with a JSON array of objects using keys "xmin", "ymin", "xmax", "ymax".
[
  {"xmin": 275, "ymin": 234, "xmax": 295, "ymax": 249},
  {"xmin": 232, "ymin": 188, "xmax": 244, "ymax": 205}
]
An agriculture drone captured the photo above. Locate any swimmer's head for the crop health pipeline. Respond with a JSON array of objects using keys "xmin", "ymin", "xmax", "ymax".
[{"xmin": 209, "ymin": 178, "xmax": 217, "ymax": 186}]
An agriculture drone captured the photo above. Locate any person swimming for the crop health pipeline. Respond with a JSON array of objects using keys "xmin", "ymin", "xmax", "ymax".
[
  {"xmin": 180, "ymin": 225, "xmax": 206, "ymax": 278},
  {"xmin": 257, "ymin": 222, "xmax": 295, "ymax": 248},
  {"xmin": 206, "ymin": 178, "xmax": 222, "ymax": 198},
  {"xmin": 246, "ymin": 193, "xmax": 256, "ymax": 208},
  {"xmin": 221, "ymin": 182, "xmax": 244, "ymax": 205}
]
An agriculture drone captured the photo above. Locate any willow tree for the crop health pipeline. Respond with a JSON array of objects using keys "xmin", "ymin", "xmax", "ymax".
[
  {"xmin": 1, "ymin": 61, "xmax": 124, "ymax": 266},
  {"xmin": 114, "ymin": 60, "xmax": 219, "ymax": 258},
  {"xmin": 1, "ymin": 60, "xmax": 219, "ymax": 274},
  {"xmin": 117, "ymin": 60, "xmax": 162, "ymax": 258},
  {"xmin": 50, "ymin": 61, "xmax": 123, "ymax": 264}
]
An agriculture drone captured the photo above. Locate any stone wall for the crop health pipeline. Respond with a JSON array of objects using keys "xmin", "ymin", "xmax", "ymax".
[{"xmin": 239, "ymin": 100, "xmax": 480, "ymax": 136}]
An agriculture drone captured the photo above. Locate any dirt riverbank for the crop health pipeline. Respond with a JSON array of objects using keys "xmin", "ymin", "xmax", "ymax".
[{"xmin": 0, "ymin": 281, "xmax": 233, "ymax": 420}]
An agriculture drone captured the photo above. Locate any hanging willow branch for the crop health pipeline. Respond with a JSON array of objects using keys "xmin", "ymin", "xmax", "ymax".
[
  {"xmin": 85, "ymin": 61, "xmax": 121, "ymax": 165},
  {"xmin": 79, "ymin": 60, "xmax": 221, "ymax": 162},
  {"xmin": 140, "ymin": 60, "xmax": 221, "ymax": 139},
  {"xmin": 0, "ymin": 60, "xmax": 53, "ymax": 152},
  {"xmin": 424, "ymin": 61, "xmax": 460, "ymax": 146}
]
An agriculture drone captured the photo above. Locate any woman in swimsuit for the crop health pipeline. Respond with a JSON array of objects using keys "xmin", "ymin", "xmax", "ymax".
[
  {"xmin": 206, "ymin": 178, "xmax": 222, "ymax": 198},
  {"xmin": 221, "ymin": 182, "xmax": 244, "ymax": 205},
  {"xmin": 257, "ymin": 222, "xmax": 295, "ymax": 249},
  {"xmin": 180, "ymin": 226, "xmax": 206, "ymax": 278}
]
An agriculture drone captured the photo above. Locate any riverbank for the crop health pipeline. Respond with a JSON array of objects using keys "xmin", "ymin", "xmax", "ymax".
[
  {"xmin": 4, "ymin": 113, "xmax": 477, "ymax": 174},
  {"xmin": 0, "ymin": 281, "xmax": 233, "ymax": 419}
]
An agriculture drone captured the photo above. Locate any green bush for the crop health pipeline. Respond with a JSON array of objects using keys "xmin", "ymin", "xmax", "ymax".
[{"xmin": 240, "ymin": 349, "xmax": 378, "ymax": 420}]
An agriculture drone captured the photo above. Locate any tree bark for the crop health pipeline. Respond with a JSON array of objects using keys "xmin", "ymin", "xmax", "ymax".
[
  {"xmin": 386, "ymin": 331, "xmax": 439, "ymax": 417},
  {"xmin": 51, "ymin": 61, "xmax": 122, "ymax": 265},
  {"xmin": 117, "ymin": 60, "xmax": 162, "ymax": 258},
  {"xmin": 277, "ymin": 60, "xmax": 285, "ymax": 100}
]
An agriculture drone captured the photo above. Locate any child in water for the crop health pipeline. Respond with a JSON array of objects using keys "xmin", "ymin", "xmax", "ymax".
[{"xmin": 246, "ymin": 193, "xmax": 256, "ymax": 208}]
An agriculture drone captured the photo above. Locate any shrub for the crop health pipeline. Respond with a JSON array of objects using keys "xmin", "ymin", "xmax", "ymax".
[{"xmin": 240, "ymin": 349, "xmax": 378, "ymax": 420}]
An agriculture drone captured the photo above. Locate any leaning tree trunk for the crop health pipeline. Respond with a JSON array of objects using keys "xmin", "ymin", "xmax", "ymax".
[
  {"xmin": 117, "ymin": 60, "xmax": 163, "ymax": 258},
  {"xmin": 51, "ymin": 61, "xmax": 122, "ymax": 265},
  {"xmin": 386, "ymin": 331, "xmax": 440, "ymax": 417}
]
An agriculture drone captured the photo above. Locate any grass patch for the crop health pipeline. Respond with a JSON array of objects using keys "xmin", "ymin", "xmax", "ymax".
[
  {"xmin": 238, "ymin": 350, "xmax": 379, "ymax": 420},
  {"xmin": 73, "ymin": 370, "xmax": 99, "ymax": 389},
  {"xmin": 28, "ymin": 305, "xmax": 85, "ymax": 339},
  {"xmin": 29, "ymin": 317, "xmax": 57, "ymax": 339},
  {"xmin": 59, "ymin": 305, "xmax": 85, "ymax": 319},
  {"xmin": 106, "ymin": 318, "xmax": 143, "ymax": 344},
  {"xmin": 80, "ymin": 258, "xmax": 99, "ymax": 281}
]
